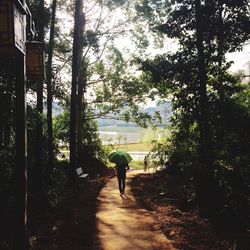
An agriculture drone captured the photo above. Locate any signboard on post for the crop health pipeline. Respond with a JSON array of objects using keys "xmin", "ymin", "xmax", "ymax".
[
  {"xmin": 26, "ymin": 41, "xmax": 45, "ymax": 80},
  {"xmin": 0, "ymin": 0, "xmax": 27, "ymax": 54}
]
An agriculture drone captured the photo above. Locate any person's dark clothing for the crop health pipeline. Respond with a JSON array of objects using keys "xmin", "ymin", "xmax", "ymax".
[
  {"xmin": 144, "ymin": 156, "xmax": 148, "ymax": 172},
  {"xmin": 116, "ymin": 164, "xmax": 129, "ymax": 194}
]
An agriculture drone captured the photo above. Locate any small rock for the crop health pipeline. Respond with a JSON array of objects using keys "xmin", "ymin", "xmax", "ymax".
[
  {"xmin": 171, "ymin": 209, "xmax": 183, "ymax": 217},
  {"xmin": 169, "ymin": 230, "xmax": 175, "ymax": 236}
]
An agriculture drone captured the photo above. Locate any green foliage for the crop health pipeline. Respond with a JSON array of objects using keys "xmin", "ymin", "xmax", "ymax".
[
  {"xmin": 90, "ymin": 44, "xmax": 156, "ymax": 126},
  {"xmin": 234, "ymin": 83, "xmax": 250, "ymax": 112},
  {"xmin": 148, "ymin": 139, "xmax": 170, "ymax": 165},
  {"xmin": 83, "ymin": 30, "xmax": 99, "ymax": 52},
  {"xmin": 28, "ymin": 0, "xmax": 51, "ymax": 37},
  {"xmin": 53, "ymin": 110, "xmax": 70, "ymax": 145},
  {"xmin": 51, "ymin": 0, "xmax": 160, "ymax": 128},
  {"xmin": 53, "ymin": 109, "xmax": 106, "ymax": 160},
  {"xmin": 82, "ymin": 117, "xmax": 104, "ymax": 158},
  {"xmin": 0, "ymin": 145, "xmax": 15, "ymax": 218},
  {"xmin": 138, "ymin": 0, "xmax": 250, "ymax": 225}
]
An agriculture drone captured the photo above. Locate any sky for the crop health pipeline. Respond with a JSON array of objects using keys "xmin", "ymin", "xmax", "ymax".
[{"xmin": 226, "ymin": 43, "xmax": 250, "ymax": 75}]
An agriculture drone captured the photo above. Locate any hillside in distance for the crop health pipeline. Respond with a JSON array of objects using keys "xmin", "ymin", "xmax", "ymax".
[{"xmin": 96, "ymin": 101, "xmax": 172, "ymax": 128}]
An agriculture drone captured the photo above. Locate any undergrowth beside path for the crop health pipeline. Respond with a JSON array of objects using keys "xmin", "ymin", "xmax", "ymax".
[{"xmin": 131, "ymin": 172, "xmax": 250, "ymax": 250}]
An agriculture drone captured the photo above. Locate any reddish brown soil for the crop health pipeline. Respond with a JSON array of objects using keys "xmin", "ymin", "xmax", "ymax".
[
  {"xmin": 130, "ymin": 172, "xmax": 250, "ymax": 250},
  {"xmin": 29, "ymin": 170, "xmax": 249, "ymax": 250},
  {"xmin": 96, "ymin": 172, "xmax": 173, "ymax": 250}
]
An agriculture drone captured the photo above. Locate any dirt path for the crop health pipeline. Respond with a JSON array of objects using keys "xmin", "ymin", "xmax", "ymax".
[{"xmin": 96, "ymin": 170, "xmax": 174, "ymax": 250}]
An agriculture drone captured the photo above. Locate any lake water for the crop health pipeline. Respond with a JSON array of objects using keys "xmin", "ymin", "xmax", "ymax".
[{"xmin": 99, "ymin": 131, "xmax": 143, "ymax": 144}]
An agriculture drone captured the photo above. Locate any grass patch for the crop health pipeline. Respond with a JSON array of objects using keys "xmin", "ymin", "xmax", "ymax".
[
  {"xmin": 143, "ymin": 127, "xmax": 171, "ymax": 142},
  {"xmin": 106, "ymin": 160, "xmax": 145, "ymax": 170},
  {"xmin": 129, "ymin": 160, "xmax": 144, "ymax": 170}
]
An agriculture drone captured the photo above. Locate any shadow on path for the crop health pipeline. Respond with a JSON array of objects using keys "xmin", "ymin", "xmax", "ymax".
[{"xmin": 96, "ymin": 170, "xmax": 174, "ymax": 250}]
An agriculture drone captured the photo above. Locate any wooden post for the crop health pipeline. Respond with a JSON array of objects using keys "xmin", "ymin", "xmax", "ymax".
[{"xmin": 14, "ymin": 53, "xmax": 29, "ymax": 249}]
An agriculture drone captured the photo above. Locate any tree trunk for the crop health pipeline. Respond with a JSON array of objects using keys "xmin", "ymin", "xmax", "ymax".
[
  {"xmin": 3, "ymin": 94, "xmax": 11, "ymax": 146},
  {"xmin": 0, "ymin": 119, "xmax": 3, "ymax": 147},
  {"xmin": 217, "ymin": 0, "xmax": 224, "ymax": 67},
  {"xmin": 216, "ymin": 0, "xmax": 226, "ymax": 100},
  {"xmin": 70, "ymin": 0, "xmax": 85, "ymax": 182},
  {"xmin": 194, "ymin": 0, "xmax": 215, "ymax": 209},
  {"xmin": 3, "ymin": 123, "xmax": 11, "ymax": 146},
  {"xmin": 195, "ymin": 0, "xmax": 212, "ymax": 161},
  {"xmin": 1, "ymin": 91, "xmax": 12, "ymax": 147},
  {"xmin": 77, "ymin": 63, "xmax": 86, "ymax": 166},
  {"xmin": 46, "ymin": 0, "xmax": 57, "ymax": 181}
]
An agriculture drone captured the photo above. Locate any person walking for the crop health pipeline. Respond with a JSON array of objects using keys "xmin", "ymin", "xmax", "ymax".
[
  {"xmin": 108, "ymin": 150, "xmax": 132, "ymax": 195},
  {"xmin": 116, "ymin": 163, "xmax": 129, "ymax": 195},
  {"xmin": 144, "ymin": 156, "xmax": 148, "ymax": 172}
]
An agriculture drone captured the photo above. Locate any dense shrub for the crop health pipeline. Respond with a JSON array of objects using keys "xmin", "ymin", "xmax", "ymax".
[{"xmin": 153, "ymin": 86, "xmax": 250, "ymax": 227}]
